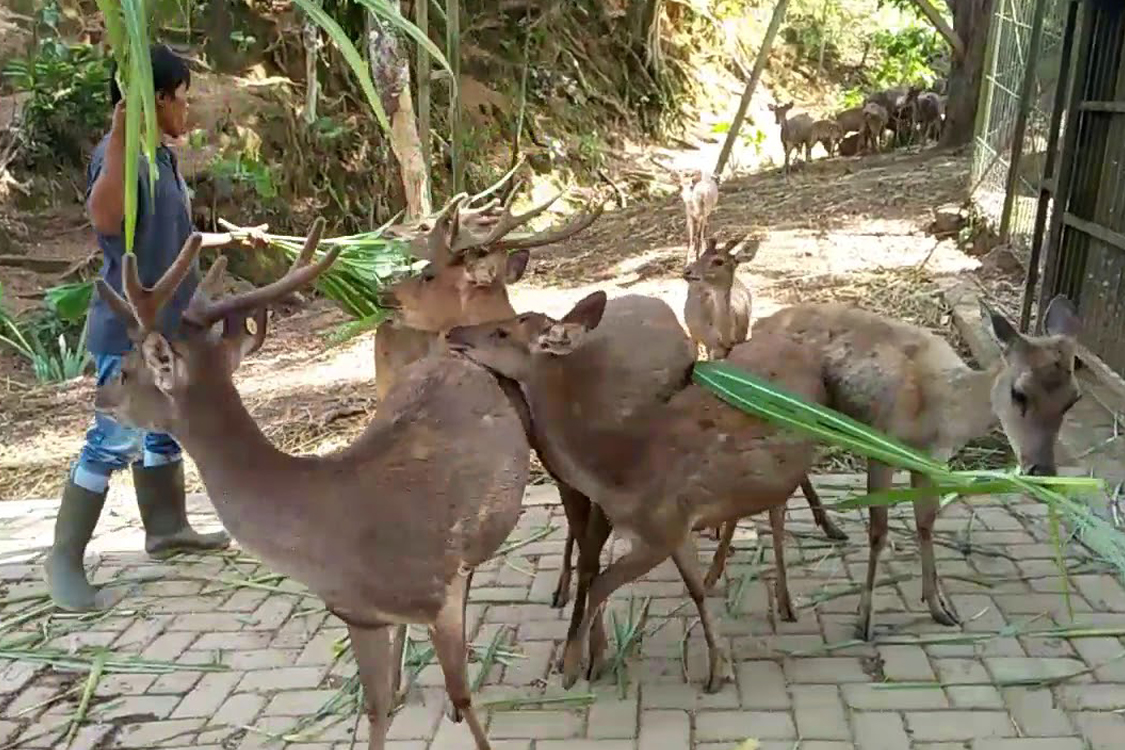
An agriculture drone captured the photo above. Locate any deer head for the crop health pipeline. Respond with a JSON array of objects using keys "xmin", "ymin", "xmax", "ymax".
[
  {"xmin": 981, "ymin": 295, "xmax": 1083, "ymax": 476},
  {"xmin": 768, "ymin": 102, "xmax": 795, "ymax": 125},
  {"xmin": 683, "ymin": 236, "xmax": 761, "ymax": 287},
  {"xmin": 93, "ymin": 219, "xmax": 339, "ymax": 433},
  {"xmin": 446, "ymin": 291, "xmax": 608, "ymax": 381},
  {"xmin": 380, "ymin": 181, "xmax": 602, "ymax": 331}
]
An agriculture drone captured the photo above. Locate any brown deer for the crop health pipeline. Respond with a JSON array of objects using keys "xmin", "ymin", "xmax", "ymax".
[
  {"xmin": 371, "ymin": 187, "xmax": 696, "ymax": 683},
  {"xmin": 769, "ymin": 102, "xmax": 815, "ymax": 174},
  {"xmin": 916, "ymin": 91, "xmax": 946, "ymax": 144},
  {"xmin": 92, "ymin": 225, "xmax": 532, "ymax": 750},
  {"xmin": 683, "ymin": 235, "xmax": 846, "ymax": 575},
  {"xmin": 862, "ymin": 102, "xmax": 890, "ymax": 153},
  {"xmin": 810, "ymin": 119, "xmax": 844, "ymax": 157},
  {"xmin": 678, "ymin": 168, "xmax": 720, "ymax": 265},
  {"xmin": 447, "ymin": 291, "xmax": 829, "ymax": 692},
  {"xmin": 753, "ymin": 297, "xmax": 1083, "ymax": 639}
]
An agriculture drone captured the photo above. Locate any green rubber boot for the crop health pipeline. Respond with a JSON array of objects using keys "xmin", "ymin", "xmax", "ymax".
[
  {"xmin": 45, "ymin": 480, "xmax": 109, "ymax": 612},
  {"xmin": 133, "ymin": 461, "xmax": 231, "ymax": 558}
]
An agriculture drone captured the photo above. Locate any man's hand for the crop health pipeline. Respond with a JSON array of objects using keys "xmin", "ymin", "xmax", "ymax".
[
  {"xmin": 110, "ymin": 101, "xmax": 127, "ymax": 140},
  {"xmin": 239, "ymin": 224, "xmax": 271, "ymax": 250}
]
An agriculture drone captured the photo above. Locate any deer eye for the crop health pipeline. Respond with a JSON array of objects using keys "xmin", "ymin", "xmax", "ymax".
[
  {"xmin": 1010, "ymin": 387, "xmax": 1028, "ymax": 415},
  {"xmin": 494, "ymin": 329, "xmax": 509, "ymax": 340}
]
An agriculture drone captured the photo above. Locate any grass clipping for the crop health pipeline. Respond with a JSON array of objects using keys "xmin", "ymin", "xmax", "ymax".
[{"xmin": 692, "ymin": 361, "xmax": 1117, "ymax": 605}]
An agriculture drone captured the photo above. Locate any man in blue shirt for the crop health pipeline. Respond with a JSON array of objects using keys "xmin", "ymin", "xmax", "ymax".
[{"xmin": 46, "ymin": 44, "xmax": 267, "ymax": 611}]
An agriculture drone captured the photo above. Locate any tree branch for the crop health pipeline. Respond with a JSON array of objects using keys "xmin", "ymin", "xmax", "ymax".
[{"xmin": 908, "ymin": 0, "xmax": 966, "ymax": 61}]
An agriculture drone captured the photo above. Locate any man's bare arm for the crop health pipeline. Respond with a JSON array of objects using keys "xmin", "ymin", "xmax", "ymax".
[{"xmin": 87, "ymin": 103, "xmax": 128, "ymax": 236}]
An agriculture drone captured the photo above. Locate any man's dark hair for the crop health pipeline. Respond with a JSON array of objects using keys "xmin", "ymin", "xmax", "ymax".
[{"xmin": 108, "ymin": 44, "xmax": 191, "ymax": 106}]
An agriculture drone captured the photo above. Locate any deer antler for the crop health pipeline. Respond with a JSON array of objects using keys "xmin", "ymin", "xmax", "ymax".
[
  {"xmin": 493, "ymin": 196, "xmax": 604, "ymax": 252},
  {"xmin": 184, "ymin": 217, "xmax": 339, "ymax": 328},
  {"xmin": 94, "ymin": 233, "xmax": 204, "ymax": 334}
]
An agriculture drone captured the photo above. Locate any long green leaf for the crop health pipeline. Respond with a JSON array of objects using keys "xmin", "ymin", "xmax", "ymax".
[{"xmin": 290, "ymin": 0, "xmax": 389, "ymax": 131}]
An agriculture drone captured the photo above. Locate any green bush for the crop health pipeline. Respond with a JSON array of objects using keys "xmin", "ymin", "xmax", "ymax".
[
  {"xmin": 0, "ymin": 282, "xmax": 90, "ymax": 384},
  {"xmin": 3, "ymin": 7, "xmax": 112, "ymax": 168}
]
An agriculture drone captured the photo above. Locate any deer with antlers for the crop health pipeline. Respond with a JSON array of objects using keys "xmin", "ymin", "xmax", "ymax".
[
  {"xmin": 753, "ymin": 297, "xmax": 1083, "ymax": 639},
  {"xmin": 92, "ymin": 221, "xmax": 533, "ymax": 750}
]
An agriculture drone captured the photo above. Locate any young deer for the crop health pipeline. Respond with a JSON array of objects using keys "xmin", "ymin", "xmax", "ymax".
[
  {"xmin": 754, "ymin": 297, "xmax": 1083, "ymax": 639},
  {"xmin": 810, "ymin": 119, "xmax": 844, "ymax": 157},
  {"xmin": 447, "ymin": 292, "xmax": 829, "ymax": 692},
  {"xmin": 769, "ymin": 102, "xmax": 815, "ymax": 174},
  {"xmin": 861, "ymin": 102, "xmax": 890, "ymax": 153},
  {"xmin": 684, "ymin": 236, "xmax": 846, "ymax": 568},
  {"xmin": 678, "ymin": 169, "xmax": 720, "ymax": 265},
  {"xmin": 916, "ymin": 92, "xmax": 945, "ymax": 144},
  {"xmin": 94, "ymin": 225, "xmax": 532, "ymax": 750}
]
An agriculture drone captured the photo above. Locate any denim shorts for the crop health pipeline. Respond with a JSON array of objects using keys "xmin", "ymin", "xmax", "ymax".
[{"xmin": 71, "ymin": 353, "xmax": 182, "ymax": 493}]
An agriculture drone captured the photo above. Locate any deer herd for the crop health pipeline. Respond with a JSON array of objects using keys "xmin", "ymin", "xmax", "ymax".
[
  {"xmin": 93, "ymin": 165, "xmax": 1083, "ymax": 748},
  {"xmin": 770, "ymin": 83, "xmax": 949, "ymax": 172}
]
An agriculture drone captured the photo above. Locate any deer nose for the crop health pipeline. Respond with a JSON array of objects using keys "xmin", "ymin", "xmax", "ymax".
[
  {"xmin": 376, "ymin": 290, "xmax": 400, "ymax": 309},
  {"xmin": 1025, "ymin": 463, "xmax": 1057, "ymax": 477}
]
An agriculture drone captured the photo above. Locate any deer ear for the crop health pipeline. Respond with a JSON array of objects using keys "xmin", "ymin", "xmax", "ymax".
[
  {"xmin": 735, "ymin": 239, "xmax": 762, "ymax": 264},
  {"xmin": 561, "ymin": 291, "xmax": 607, "ymax": 332},
  {"xmin": 980, "ymin": 300, "xmax": 1023, "ymax": 350},
  {"xmin": 140, "ymin": 333, "xmax": 178, "ymax": 394},
  {"xmin": 505, "ymin": 250, "xmax": 530, "ymax": 284},
  {"xmin": 1043, "ymin": 295, "xmax": 1081, "ymax": 338}
]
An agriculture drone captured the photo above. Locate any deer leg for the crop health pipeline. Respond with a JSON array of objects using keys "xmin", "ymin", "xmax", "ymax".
[
  {"xmin": 685, "ymin": 212, "xmax": 695, "ymax": 266},
  {"xmin": 769, "ymin": 506, "xmax": 796, "ymax": 623},
  {"xmin": 430, "ymin": 569, "xmax": 490, "ymax": 749},
  {"xmin": 912, "ymin": 472, "xmax": 959, "ymax": 627},
  {"xmin": 703, "ymin": 519, "xmax": 737, "ymax": 591},
  {"xmin": 856, "ymin": 461, "xmax": 893, "ymax": 640},
  {"xmin": 552, "ymin": 484, "xmax": 589, "ymax": 609},
  {"xmin": 559, "ymin": 505, "xmax": 611, "ymax": 673},
  {"xmin": 348, "ymin": 623, "xmax": 396, "ymax": 750},
  {"xmin": 801, "ymin": 476, "xmax": 847, "ymax": 541},
  {"xmin": 561, "ymin": 539, "xmax": 665, "ymax": 689},
  {"xmin": 672, "ymin": 536, "xmax": 728, "ymax": 693}
]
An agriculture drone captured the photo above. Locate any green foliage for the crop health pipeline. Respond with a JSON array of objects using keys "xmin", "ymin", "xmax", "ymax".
[
  {"xmin": 95, "ymin": 0, "xmax": 160, "ymax": 255},
  {"xmin": 868, "ymin": 25, "xmax": 943, "ymax": 88},
  {"xmin": 209, "ymin": 154, "xmax": 279, "ymax": 200},
  {"xmin": 2, "ymin": 5, "xmax": 112, "ymax": 167},
  {"xmin": 0, "ymin": 282, "xmax": 90, "ymax": 384}
]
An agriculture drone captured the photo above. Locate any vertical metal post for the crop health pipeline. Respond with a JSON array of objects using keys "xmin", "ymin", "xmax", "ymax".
[
  {"xmin": 998, "ymin": 0, "xmax": 1050, "ymax": 243},
  {"xmin": 713, "ymin": 0, "xmax": 790, "ymax": 178},
  {"xmin": 1021, "ymin": 0, "xmax": 1081, "ymax": 331},
  {"xmin": 415, "ymin": 0, "xmax": 431, "ymax": 203},
  {"xmin": 447, "ymin": 0, "xmax": 462, "ymax": 193},
  {"xmin": 1037, "ymin": 0, "xmax": 1097, "ymax": 327}
]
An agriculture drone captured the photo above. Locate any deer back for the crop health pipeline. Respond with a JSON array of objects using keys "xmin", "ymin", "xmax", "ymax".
[{"xmin": 835, "ymin": 107, "xmax": 866, "ymax": 135}]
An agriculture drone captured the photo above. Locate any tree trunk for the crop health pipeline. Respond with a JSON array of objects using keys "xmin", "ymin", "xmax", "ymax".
[
  {"xmin": 366, "ymin": 4, "xmax": 431, "ymax": 219},
  {"xmin": 939, "ymin": 0, "xmax": 995, "ymax": 147},
  {"xmin": 205, "ymin": 0, "xmax": 238, "ymax": 73},
  {"xmin": 302, "ymin": 2, "xmax": 322, "ymax": 126}
]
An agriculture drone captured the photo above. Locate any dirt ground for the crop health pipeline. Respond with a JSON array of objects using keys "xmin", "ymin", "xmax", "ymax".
[{"xmin": 0, "ymin": 146, "xmax": 1026, "ymax": 502}]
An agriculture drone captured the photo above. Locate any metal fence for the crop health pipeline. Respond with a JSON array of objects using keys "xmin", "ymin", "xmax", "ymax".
[{"xmin": 971, "ymin": 0, "xmax": 1071, "ymax": 268}]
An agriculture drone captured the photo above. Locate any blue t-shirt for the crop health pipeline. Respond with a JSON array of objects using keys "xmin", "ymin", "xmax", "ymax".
[{"xmin": 85, "ymin": 134, "xmax": 198, "ymax": 355}]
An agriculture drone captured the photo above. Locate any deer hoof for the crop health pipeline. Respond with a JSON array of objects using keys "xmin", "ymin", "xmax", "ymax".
[
  {"xmin": 550, "ymin": 586, "xmax": 570, "ymax": 609},
  {"xmin": 927, "ymin": 592, "xmax": 960, "ymax": 627},
  {"xmin": 854, "ymin": 607, "xmax": 876, "ymax": 642},
  {"xmin": 704, "ymin": 649, "xmax": 730, "ymax": 694},
  {"xmin": 444, "ymin": 696, "xmax": 463, "ymax": 724},
  {"xmin": 778, "ymin": 597, "xmax": 797, "ymax": 623},
  {"xmin": 821, "ymin": 519, "xmax": 848, "ymax": 542},
  {"xmin": 560, "ymin": 642, "xmax": 583, "ymax": 689}
]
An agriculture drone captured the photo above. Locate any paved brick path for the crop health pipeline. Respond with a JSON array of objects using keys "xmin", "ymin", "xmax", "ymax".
[{"xmin": 2, "ymin": 475, "xmax": 1124, "ymax": 749}]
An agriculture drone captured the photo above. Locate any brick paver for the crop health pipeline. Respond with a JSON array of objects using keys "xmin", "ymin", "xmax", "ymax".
[{"xmin": 1, "ymin": 476, "xmax": 1123, "ymax": 748}]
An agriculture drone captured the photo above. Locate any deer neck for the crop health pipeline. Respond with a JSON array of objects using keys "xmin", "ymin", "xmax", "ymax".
[
  {"xmin": 943, "ymin": 359, "xmax": 1003, "ymax": 452},
  {"xmin": 171, "ymin": 362, "xmax": 291, "ymax": 533},
  {"xmin": 458, "ymin": 284, "xmax": 516, "ymax": 325}
]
